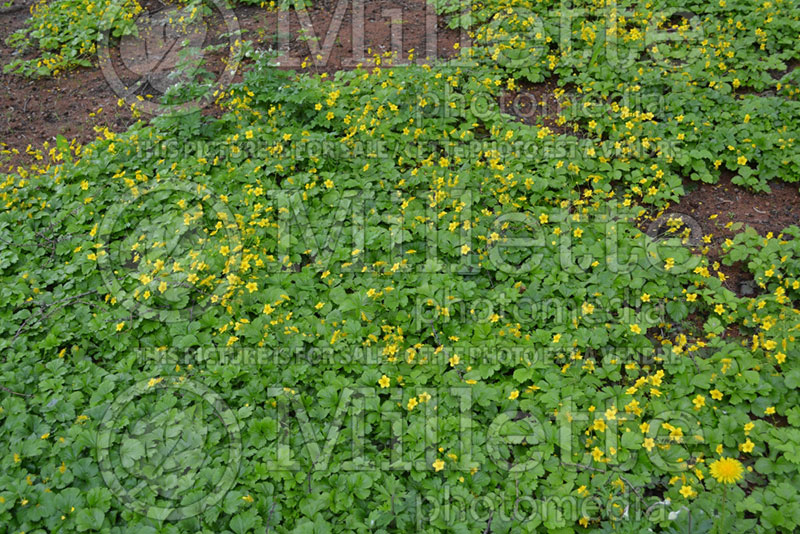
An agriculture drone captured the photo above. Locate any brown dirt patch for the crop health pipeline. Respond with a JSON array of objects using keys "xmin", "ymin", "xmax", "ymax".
[
  {"xmin": 498, "ymin": 77, "xmax": 570, "ymax": 134},
  {"xmin": 663, "ymin": 171, "xmax": 800, "ymax": 295},
  {"xmin": 0, "ymin": 0, "xmax": 137, "ymax": 171},
  {"xmin": 669, "ymin": 171, "xmax": 800, "ymax": 240},
  {"xmin": 253, "ymin": 0, "xmax": 464, "ymax": 75}
]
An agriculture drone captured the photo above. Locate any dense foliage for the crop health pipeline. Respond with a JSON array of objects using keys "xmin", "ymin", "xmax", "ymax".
[
  {"xmin": 4, "ymin": 0, "xmax": 144, "ymax": 76},
  {"xmin": 1, "ymin": 0, "xmax": 800, "ymax": 533}
]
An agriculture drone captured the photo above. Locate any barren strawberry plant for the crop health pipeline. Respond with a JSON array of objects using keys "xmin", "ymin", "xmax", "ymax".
[{"xmin": 1, "ymin": 0, "xmax": 799, "ymax": 533}]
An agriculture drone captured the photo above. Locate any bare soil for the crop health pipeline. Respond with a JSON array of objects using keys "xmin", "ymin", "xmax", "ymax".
[{"xmin": 665, "ymin": 172, "xmax": 800, "ymax": 296}]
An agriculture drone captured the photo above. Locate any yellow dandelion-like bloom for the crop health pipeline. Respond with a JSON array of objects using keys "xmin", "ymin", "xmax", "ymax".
[{"xmin": 709, "ymin": 457, "xmax": 744, "ymax": 484}]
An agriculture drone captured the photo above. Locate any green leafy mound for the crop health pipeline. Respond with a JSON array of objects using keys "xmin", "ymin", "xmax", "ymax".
[{"xmin": 4, "ymin": 0, "xmax": 145, "ymax": 76}]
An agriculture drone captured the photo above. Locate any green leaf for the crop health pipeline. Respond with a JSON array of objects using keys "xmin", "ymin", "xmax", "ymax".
[
  {"xmin": 666, "ymin": 300, "xmax": 688, "ymax": 321},
  {"xmin": 75, "ymin": 508, "xmax": 105, "ymax": 531},
  {"xmin": 120, "ymin": 438, "xmax": 145, "ymax": 469}
]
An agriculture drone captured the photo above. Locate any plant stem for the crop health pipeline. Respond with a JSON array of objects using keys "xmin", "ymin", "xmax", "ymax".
[{"xmin": 716, "ymin": 484, "xmax": 728, "ymax": 534}]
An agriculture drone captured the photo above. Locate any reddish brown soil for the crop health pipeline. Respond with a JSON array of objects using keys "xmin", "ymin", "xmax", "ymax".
[
  {"xmin": 0, "ymin": 0, "xmax": 134, "ymax": 171},
  {"xmin": 260, "ymin": 0, "xmax": 464, "ymax": 75},
  {"xmin": 499, "ymin": 77, "xmax": 569, "ymax": 134},
  {"xmin": 0, "ymin": 0, "xmax": 463, "ymax": 171},
  {"xmin": 671, "ymin": 172, "xmax": 800, "ymax": 238},
  {"xmin": 664, "ymin": 171, "xmax": 800, "ymax": 295}
]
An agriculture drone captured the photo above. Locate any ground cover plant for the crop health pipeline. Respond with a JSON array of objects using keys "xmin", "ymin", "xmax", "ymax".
[
  {"xmin": 1, "ymin": 0, "xmax": 800, "ymax": 533},
  {"xmin": 4, "ymin": 0, "xmax": 145, "ymax": 76}
]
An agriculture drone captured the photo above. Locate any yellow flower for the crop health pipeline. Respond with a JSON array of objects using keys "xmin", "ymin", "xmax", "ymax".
[
  {"xmin": 242, "ymin": 495, "xmax": 254, "ymax": 503},
  {"xmin": 740, "ymin": 439, "xmax": 754, "ymax": 453},
  {"xmin": 709, "ymin": 457, "xmax": 743, "ymax": 484},
  {"xmin": 641, "ymin": 293, "xmax": 650, "ymax": 302},
  {"xmin": 449, "ymin": 354, "xmax": 460, "ymax": 367},
  {"xmin": 378, "ymin": 375, "xmax": 390, "ymax": 388},
  {"xmin": 593, "ymin": 419, "xmax": 607, "ymax": 432},
  {"xmin": 407, "ymin": 397, "xmax": 418, "ymax": 411},
  {"xmin": 115, "ymin": 322, "xmax": 125, "ymax": 332},
  {"xmin": 686, "ymin": 293, "xmax": 697, "ymax": 302},
  {"xmin": 679, "ymin": 485, "xmax": 696, "ymax": 499},
  {"xmin": 765, "ymin": 406, "xmax": 776, "ymax": 415},
  {"xmin": 552, "ymin": 333, "xmax": 562, "ymax": 343},
  {"xmin": 508, "ymin": 390, "xmax": 519, "ymax": 400},
  {"xmin": 461, "ymin": 244, "xmax": 471, "ymax": 255},
  {"xmin": 642, "ymin": 438, "xmax": 655, "ymax": 452},
  {"xmin": 737, "ymin": 155, "xmax": 748, "ymax": 166},
  {"xmin": 630, "ymin": 324, "xmax": 642, "ymax": 334},
  {"xmin": 710, "ymin": 389, "xmax": 723, "ymax": 400},
  {"xmin": 432, "ymin": 458, "xmax": 445, "ymax": 472},
  {"xmin": 692, "ymin": 395, "xmax": 705, "ymax": 410},
  {"xmin": 330, "ymin": 330, "xmax": 342, "ymax": 344},
  {"xmin": 581, "ymin": 302, "xmax": 594, "ymax": 315},
  {"xmin": 41, "ymin": 433, "xmax": 50, "ymax": 440},
  {"xmin": 419, "ymin": 391, "xmax": 431, "ymax": 403}
]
